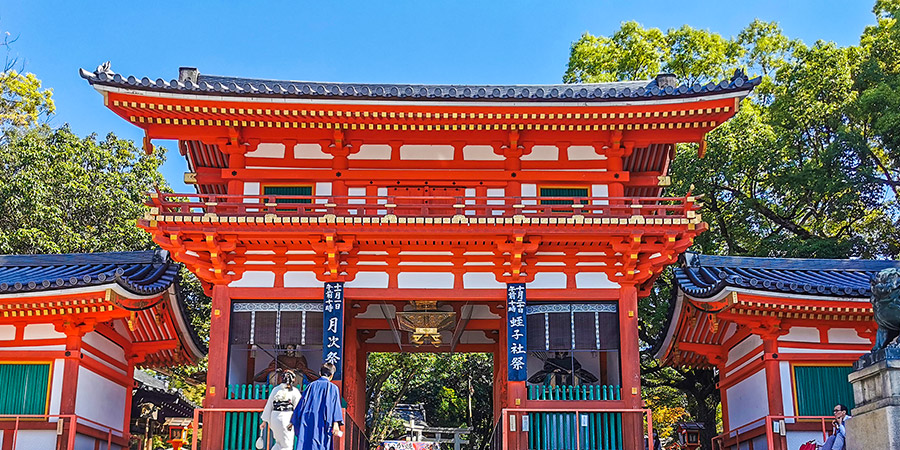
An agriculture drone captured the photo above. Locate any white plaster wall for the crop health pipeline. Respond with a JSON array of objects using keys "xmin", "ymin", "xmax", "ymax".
[
  {"xmin": 780, "ymin": 360, "xmax": 795, "ymax": 416},
  {"xmin": 345, "ymin": 272, "xmax": 390, "ymax": 289},
  {"xmin": 283, "ymin": 271, "xmax": 322, "ymax": 288},
  {"xmin": 829, "ymin": 328, "xmax": 870, "ymax": 344},
  {"xmin": 463, "ymin": 145, "xmax": 503, "ymax": 160},
  {"xmin": 725, "ymin": 370, "xmax": 768, "ymax": 428},
  {"xmin": 463, "ymin": 273, "xmax": 505, "ymax": 289},
  {"xmin": 567, "ymin": 145, "xmax": 603, "ymax": 160},
  {"xmin": 779, "ymin": 326, "xmax": 819, "ymax": 343},
  {"xmin": 229, "ymin": 271, "xmax": 276, "ymax": 288},
  {"xmin": 75, "ymin": 433, "xmax": 96, "ymax": 450},
  {"xmin": 727, "ymin": 335, "xmax": 763, "ymax": 366},
  {"xmin": 459, "ymin": 330, "xmax": 495, "ymax": 344},
  {"xmin": 14, "ymin": 430, "xmax": 58, "ymax": 450},
  {"xmin": 24, "ymin": 323, "xmax": 64, "ymax": 340},
  {"xmin": 315, "ymin": 182, "xmax": 332, "ymax": 196},
  {"xmin": 574, "ymin": 272, "xmax": 620, "ymax": 289},
  {"xmin": 294, "ymin": 143, "xmax": 332, "ymax": 159},
  {"xmin": 398, "ymin": 272, "xmax": 454, "ymax": 289},
  {"xmin": 74, "ymin": 367, "xmax": 126, "ymax": 430},
  {"xmin": 246, "ymin": 143, "xmax": 285, "ymax": 158},
  {"xmin": 528, "ymin": 273, "xmax": 567, "ymax": 289},
  {"xmin": 522, "ymin": 145, "xmax": 557, "ymax": 160},
  {"xmin": 591, "ymin": 184, "xmax": 609, "ymax": 198},
  {"xmin": 399, "ymin": 145, "xmax": 454, "ymax": 160},
  {"xmin": 0, "ymin": 324, "xmax": 15, "ymax": 341},
  {"xmin": 82, "ymin": 332, "xmax": 125, "ymax": 364},
  {"xmin": 521, "ymin": 184, "xmax": 537, "ymax": 198},
  {"xmin": 350, "ymin": 144, "xmax": 392, "ymax": 160},
  {"xmin": 244, "ymin": 182, "xmax": 261, "ymax": 196},
  {"xmin": 48, "ymin": 359, "xmax": 64, "ymax": 415}
]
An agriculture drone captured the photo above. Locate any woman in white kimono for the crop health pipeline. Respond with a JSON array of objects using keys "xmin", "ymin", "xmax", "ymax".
[{"xmin": 259, "ymin": 370, "xmax": 303, "ymax": 450}]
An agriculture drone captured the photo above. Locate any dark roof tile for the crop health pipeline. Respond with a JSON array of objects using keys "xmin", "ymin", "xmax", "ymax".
[
  {"xmin": 80, "ymin": 65, "xmax": 761, "ymax": 103},
  {"xmin": 675, "ymin": 252, "xmax": 900, "ymax": 299}
]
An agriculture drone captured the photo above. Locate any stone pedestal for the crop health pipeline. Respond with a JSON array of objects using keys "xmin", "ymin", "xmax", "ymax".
[{"xmin": 846, "ymin": 348, "xmax": 900, "ymax": 450}]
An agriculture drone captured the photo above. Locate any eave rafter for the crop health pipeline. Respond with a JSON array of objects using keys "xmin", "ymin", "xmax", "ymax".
[{"xmin": 104, "ymin": 91, "xmax": 739, "ymax": 141}]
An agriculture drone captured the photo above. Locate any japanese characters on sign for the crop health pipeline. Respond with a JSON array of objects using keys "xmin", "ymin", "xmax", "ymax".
[
  {"xmin": 323, "ymin": 281, "xmax": 344, "ymax": 380},
  {"xmin": 507, "ymin": 283, "xmax": 527, "ymax": 381}
]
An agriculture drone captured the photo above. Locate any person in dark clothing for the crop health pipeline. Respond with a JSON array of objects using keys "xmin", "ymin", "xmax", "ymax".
[{"xmin": 290, "ymin": 363, "xmax": 344, "ymax": 450}]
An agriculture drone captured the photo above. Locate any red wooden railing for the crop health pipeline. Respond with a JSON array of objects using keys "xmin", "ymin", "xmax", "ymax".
[
  {"xmin": 711, "ymin": 415, "xmax": 832, "ymax": 450},
  {"xmin": 147, "ymin": 192, "xmax": 700, "ymax": 221},
  {"xmin": 501, "ymin": 407, "xmax": 653, "ymax": 450},
  {"xmin": 0, "ymin": 414, "xmax": 122, "ymax": 450}
]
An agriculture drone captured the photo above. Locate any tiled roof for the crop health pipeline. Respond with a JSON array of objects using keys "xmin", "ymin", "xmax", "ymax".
[
  {"xmin": 675, "ymin": 252, "xmax": 900, "ymax": 299},
  {"xmin": 79, "ymin": 64, "xmax": 760, "ymax": 103},
  {"xmin": 0, "ymin": 250, "xmax": 179, "ymax": 296}
]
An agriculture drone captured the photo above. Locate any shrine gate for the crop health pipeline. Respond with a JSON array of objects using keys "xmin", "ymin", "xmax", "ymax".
[{"xmin": 81, "ymin": 65, "xmax": 758, "ymax": 450}]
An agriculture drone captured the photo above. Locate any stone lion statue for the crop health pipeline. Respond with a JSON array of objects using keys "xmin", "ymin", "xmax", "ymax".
[{"xmin": 872, "ymin": 268, "xmax": 900, "ymax": 350}]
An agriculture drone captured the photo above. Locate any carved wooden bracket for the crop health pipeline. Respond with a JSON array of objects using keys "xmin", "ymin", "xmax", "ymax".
[
  {"xmin": 493, "ymin": 233, "xmax": 541, "ymax": 283},
  {"xmin": 310, "ymin": 233, "xmax": 358, "ymax": 282}
]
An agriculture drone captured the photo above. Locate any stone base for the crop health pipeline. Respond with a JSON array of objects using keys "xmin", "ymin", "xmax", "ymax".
[{"xmin": 846, "ymin": 357, "xmax": 900, "ymax": 450}]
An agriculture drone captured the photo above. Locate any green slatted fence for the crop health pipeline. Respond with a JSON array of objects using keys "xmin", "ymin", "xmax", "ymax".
[
  {"xmin": 794, "ymin": 365, "xmax": 855, "ymax": 416},
  {"xmin": 223, "ymin": 384, "xmax": 293, "ymax": 450},
  {"xmin": 527, "ymin": 386, "xmax": 623, "ymax": 450},
  {"xmin": 527, "ymin": 385, "xmax": 621, "ymax": 401},
  {"xmin": 0, "ymin": 363, "xmax": 50, "ymax": 415}
]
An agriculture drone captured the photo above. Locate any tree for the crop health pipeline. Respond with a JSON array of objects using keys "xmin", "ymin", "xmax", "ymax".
[
  {"xmin": 565, "ymin": 12, "xmax": 899, "ymax": 448},
  {"xmin": 366, "ymin": 352, "xmax": 494, "ymax": 449}
]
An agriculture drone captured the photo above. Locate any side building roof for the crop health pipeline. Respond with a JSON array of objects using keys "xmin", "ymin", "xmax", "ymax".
[
  {"xmin": 0, "ymin": 250, "xmax": 206, "ymax": 366},
  {"xmin": 674, "ymin": 252, "xmax": 900, "ymax": 300},
  {"xmin": 654, "ymin": 253, "xmax": 893, "ymax": 367}
]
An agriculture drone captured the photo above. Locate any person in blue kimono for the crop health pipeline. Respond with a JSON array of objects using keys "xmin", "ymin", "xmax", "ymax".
[{"xmin": 290, "ymin": 363, "xmax": 344, "ymax": 450}]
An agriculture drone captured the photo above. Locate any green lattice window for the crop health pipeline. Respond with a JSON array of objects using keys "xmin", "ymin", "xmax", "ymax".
[
  {"xmin": 794, "ymin": 365, "xmax": 855, "ymax": 416},
  {"xmin": 263, "ymin": 186, "xmax": 313, "ymax": 204},
  {"xmin": 539, "ymin": 187, "xmax": 589, "ymax": 205},
  {"xmin": 0, "ymin": 363, "xmax": 51, "ymax": 415}
]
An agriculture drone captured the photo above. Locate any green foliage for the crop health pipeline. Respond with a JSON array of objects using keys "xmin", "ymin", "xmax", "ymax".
[
  {"xmin": 0, "ymin": 125, "xmax": 166, "ymax": 254},
  {"xmin": 0, "ymin": 71, "xmax": 54, "ymax": 129},
  {"xmin": 565, "ymin": 6, "xmax": 900, "ymax": 448},
  {"xmin": 366, "ymin": 352, "xmax": 493, "ymax": 449}
]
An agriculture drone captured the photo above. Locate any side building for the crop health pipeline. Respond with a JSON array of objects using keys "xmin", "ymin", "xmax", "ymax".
[
  {"xmin": 656, "ymin": 253, "xmax": 888, "ymax": 450},
  {"xmin": 0, "ymin": 250, "xmax": 205, "ymax": 450}
]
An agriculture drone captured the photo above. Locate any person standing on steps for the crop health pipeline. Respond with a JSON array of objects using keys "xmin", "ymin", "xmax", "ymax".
[
  {"xmin": 290, "ymin": 363, "xmax": 344, "ymax": 450},
  {"xmin": 259, "ymin": 370, "xmax": 302, "ymax": 450}
]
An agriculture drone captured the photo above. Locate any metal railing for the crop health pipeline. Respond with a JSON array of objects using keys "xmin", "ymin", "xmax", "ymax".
[
  {"xmin": 0, "ymin": 414, "xmax": 122, "ymax": 450},
  {"xmin": 147, "ymin": 192, "xmax": 700, "ymax": 222},
  {"xmin": 711, "ymin": 415, "xmax": 832, "ymax": 450},
  {"xmin": 501, "ymin": 407, "xmax": 653, "ymax": 450}
]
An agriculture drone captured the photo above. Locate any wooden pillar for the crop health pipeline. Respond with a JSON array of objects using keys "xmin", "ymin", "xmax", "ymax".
[
  {"xmin": 202, "ymin": 284, "xmax": 231, "ymax": 450},
  {"xmin": 763, "ymin": 335, "xmax": 786, "ymax": 450},
  {"xmin": 227, "ymin": 153, "xmax": 245, "ymax": 195},
  {"xmin": 619, "ymin": 284, "xmax": 643, "ymax": 450},
  {"xmin": 58, "ymin": 323, "xmax": 90, "ymax": 450}
]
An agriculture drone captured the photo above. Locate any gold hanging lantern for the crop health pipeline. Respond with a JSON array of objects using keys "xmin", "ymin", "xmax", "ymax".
[{"xmin": 396, "ymin": 301, "xmax": 456, "ymax": 347}]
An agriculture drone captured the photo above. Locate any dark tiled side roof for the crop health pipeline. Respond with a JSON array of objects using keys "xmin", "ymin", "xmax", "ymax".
[
  {"xmin": 674, "ymin": 253, "xmax": 900, "ymax": 299},
  {"xmin": 0, "ymin": 250, "xmax": 179, "ymax": 297},
  {"xmin": 79, "ymin": 65, "xmax": 760, "ymax": 103}
]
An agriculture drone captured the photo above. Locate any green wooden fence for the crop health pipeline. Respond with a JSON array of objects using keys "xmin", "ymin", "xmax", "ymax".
[
  {"xmin": 223, "ymin": 383, "xmax": 295, "ymax": 450},
  {"xmin": 527, "ymin": 384, "xmax": 621, "ymax": 401},
  {"xmin": 527, "ymin": 385, "xmax": 623, "ymax": 450}
]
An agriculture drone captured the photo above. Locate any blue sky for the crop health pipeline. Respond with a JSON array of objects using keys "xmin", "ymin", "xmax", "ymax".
[{"xmin": 1, "ymin": 1, "xmax": 877, "ymax": 192}]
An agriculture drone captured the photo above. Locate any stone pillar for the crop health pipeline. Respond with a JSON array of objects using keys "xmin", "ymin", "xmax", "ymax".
[{"xmin": 846, "ymin": 348, "xmax": 900, "ymax": 450}]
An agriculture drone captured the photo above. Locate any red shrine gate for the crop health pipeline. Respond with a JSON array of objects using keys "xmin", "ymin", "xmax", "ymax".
[{"xmin": 82, "ymin": 65, "xmax": 758, "ymax": 450}]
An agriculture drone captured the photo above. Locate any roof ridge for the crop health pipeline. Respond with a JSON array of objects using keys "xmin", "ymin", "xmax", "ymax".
[
  {"xmin": 0, "ymin": 250, "xmax": 167, "ymax": 267},
  {"xmin": 684, "ymin": 252, "xmax": 900, "ymax": 271}
]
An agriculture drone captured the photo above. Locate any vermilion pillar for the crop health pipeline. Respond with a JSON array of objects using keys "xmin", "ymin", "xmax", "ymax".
[
  {"xmin": 763, "ymin": 336, "xmax": 785, "ymax": 450},
  {"xmin": 203, "ymin": 284, "xmax": 231, "ymax": 450},
  {"xmin": 619, "ymin": 284, "xmax": 643, "ymax": 450}
]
